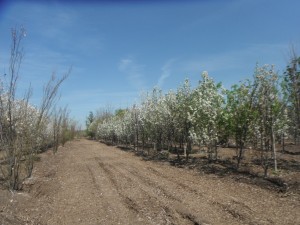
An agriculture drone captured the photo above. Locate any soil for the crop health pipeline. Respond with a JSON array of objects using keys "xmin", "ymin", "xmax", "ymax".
[{"xmin": 0, "ymin": 139, "xmax": 299, "ymax": 225}]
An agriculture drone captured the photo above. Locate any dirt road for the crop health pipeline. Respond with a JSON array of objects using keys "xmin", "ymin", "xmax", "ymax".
[{"xmin": 1, "ymin": 139, "xmax": 299, "ymax": 225}]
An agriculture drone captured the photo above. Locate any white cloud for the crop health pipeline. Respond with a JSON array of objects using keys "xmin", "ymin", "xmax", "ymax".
[
  {"xmin": 118, "ymin": 57, "xmax": 146, "ymax": 90},
  {"xmin": 157, "ymin": 59, "xmax": 176, "ymax": 88},
  {"xmin": 119, "ymin": 58, "xmax": 133, "ymax": 71}
]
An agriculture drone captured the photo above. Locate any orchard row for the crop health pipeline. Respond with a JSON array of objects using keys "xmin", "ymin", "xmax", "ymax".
[{"xmin": 88, "ymin": 60, "xmax": 300, "ymax": 178}]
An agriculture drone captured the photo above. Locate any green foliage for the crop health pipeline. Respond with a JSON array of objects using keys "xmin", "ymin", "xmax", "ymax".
[
  {"xmin": 225, "ymin": 78, "xmax": 257, "ymax": 167},
  {"xmin": 86, "ymin": 111, "xmax": 94, "ymax": 128},
  {"xmin": 115, "ymin": 108, "xmax": 127, "ymax": 118},
  {"xmin": 86, "ymin": 111, "xmax": 96, "ymax": 138}
]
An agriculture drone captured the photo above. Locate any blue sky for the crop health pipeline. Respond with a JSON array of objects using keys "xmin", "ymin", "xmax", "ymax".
[{"xmin": 0, "ymin": 0, "xmax": 299, "ymax": 127}]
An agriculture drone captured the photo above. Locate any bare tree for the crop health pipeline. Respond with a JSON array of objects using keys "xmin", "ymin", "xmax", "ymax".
[
  {"xmin": 0, "ymin": 27, "xmax": 26, "ymax": 189},
  {"xmin": 0, "ymin": 27, "xmax": 71, "ymax": 190},
  {"xmin": 52, "ymin": 107, "xmax": 70, "ymax": 153}
]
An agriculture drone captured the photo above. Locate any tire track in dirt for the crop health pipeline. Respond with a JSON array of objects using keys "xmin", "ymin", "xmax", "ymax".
[
  {"xmin": 93, "ymin": 148, "xmax": 278, "ymax": 225},
  {"xmin": 7, "ymin": 139, "xmax": 299, "ymax": 225},
  {"xmin": 112, "ymin": 161, "xmax": 237, "ymax": 224},
  {"xmin": 141, "ymin": 165, "xmax": 260, "ymax": 224},
  {"xmin": 145, "ymin": 166, "xmax": 203, "ymax": 195},
  {"xmin": 121, "ymin": 165, "xmax": 182, "ymax": 202},
  {"xmin": 91, "ymin": 143, "xmax": 255, "ymax": 225},
  {"xmin": 97, "ymin": 161, "xmax": 119, "ymax": 189},
  {"xmin": 77, "ymin": 156, "xmax": 147, "ymax": 224},
  {"xmin": 96, "ymin": 157, "xmax": 178, "ymax": 224},
  {"xmin": 124, "ymin": 165, "xmax": 254, "ymax": 225},
  {"xmin": 88, "ymin": 158, "xmax": 154, "ymax": 225},
  {"xmin": 95, "ymin": 160, "xmax": 146, "ymax": 217},
  {"xmin": 86, "ymin": 165, "xmax": 100, "ymax": 190},
  {"xmin": 95, "ymin": 145, "xmax": 216, "ymax": 224},
  {"xmin": 95, "ymin": 156, "xmax": 205, "ymax": 225}
]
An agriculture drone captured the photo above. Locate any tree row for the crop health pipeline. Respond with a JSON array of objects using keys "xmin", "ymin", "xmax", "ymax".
[{"xmin": 88, "ymin": 56, "xmax": 299, "ymax": 178}]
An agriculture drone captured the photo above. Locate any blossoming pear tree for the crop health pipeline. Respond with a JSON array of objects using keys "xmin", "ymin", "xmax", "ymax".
[{"xmin": 188, "ymin": 72, "xmax": 224, "ymax": 160}]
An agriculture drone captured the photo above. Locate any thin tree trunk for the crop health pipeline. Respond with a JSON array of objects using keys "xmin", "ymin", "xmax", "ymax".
[
  {"xmin": 175, "ymin": 146, "xmax": 180, "ymax": 161},
  {"xmin": 237, "ymin": 144, "xmax": 243, "ymax": 169},
  {"xmin": 282, "ymin": 132, "xmax": 285, "ymax": 153},
  {"xmin": 135, "ymin": 129, "xmax": 139, "ymax": 151},
  {"xmin": 271, "ymin": 125, "xmax": 277, "ymax": 172}
]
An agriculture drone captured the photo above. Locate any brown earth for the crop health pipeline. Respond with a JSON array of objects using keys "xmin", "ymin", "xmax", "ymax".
[{"xmin": 0, "ymin": 139, "xmax": 299, "ymax": 225}]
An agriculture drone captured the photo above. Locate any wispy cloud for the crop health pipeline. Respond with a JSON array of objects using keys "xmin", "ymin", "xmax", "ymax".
[
  {"xmin": 157, "ymin": 59, "xmax": 176, "ymax": 88},
  {"xmin": 118, "ymin": 57, "xmax": 146, "ymax": 90}
]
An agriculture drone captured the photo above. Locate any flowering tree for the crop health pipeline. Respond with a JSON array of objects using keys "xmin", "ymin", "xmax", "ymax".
[
  {"xmin": 174, "ymin": 79, "xmax": 193, "ymax": 159},
  {"xmin": 140, "ymin": 87, "xmax": 165, "ymax": 151},
  {"xmin": 252, "ymin": 65, "xmax": 288, "ymax": 176},
  {"xmin": 188, "ymin": 72, "xmax": 224, "ymax": 160},
  {"xmin": 129, "ymin": 105, "xmax": 142, "ymax": 151},
  {"xmin": 94, "ymin": 62, "xmax": 295, "ymax": 179},
  {"xmin": 162, "ymin": 91, "xmax": 177, "ymax": 151},
  {"xmin": 283, "ymin": 51, "xmax": 300, "ymax": 144}
]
